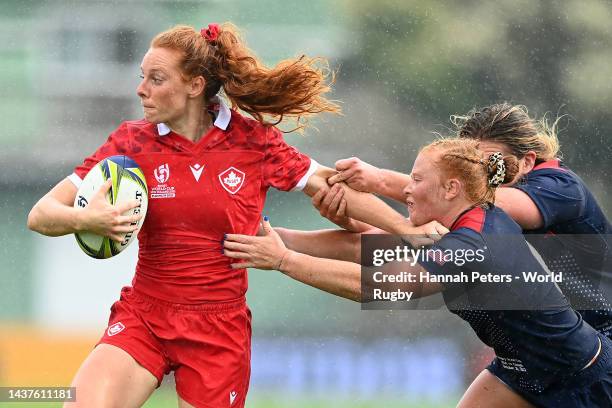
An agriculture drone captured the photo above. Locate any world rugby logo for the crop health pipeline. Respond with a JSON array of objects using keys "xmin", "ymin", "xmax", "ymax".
[
  {"xmin": 154, "ymin": 163, "xmax": 170, "ymax": 184},
  {"xmin": 218, "ymin": 167, "xmax": 245, "ymax": 194}
]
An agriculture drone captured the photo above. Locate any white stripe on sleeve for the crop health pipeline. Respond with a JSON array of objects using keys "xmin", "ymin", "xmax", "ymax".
[
  {"xmin": 291, "ymin": 159, "xmax": 319, "ymax": 192},
  {"xmin": 67, "ymin": 173, "xmax": 83, "ymax": 188}
]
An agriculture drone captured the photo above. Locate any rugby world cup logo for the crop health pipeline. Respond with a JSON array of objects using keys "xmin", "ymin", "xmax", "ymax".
[
  {"xmin": 154, "ymin": 163, "xmax": 170, "ymax": 184},
  {"xmin": 218, "ymin": 167, "xmax": 245, "ymax": 194}
]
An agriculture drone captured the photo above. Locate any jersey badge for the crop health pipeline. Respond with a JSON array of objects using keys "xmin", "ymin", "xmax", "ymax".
[{"xmin": 218, "ymin": 167, "xmax": 245, "ymax": 194}]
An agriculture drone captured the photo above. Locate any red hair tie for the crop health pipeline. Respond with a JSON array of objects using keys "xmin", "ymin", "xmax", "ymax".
[{"xmin": 200, "ymin": 23, "xmax": 220, "ymax": 43}]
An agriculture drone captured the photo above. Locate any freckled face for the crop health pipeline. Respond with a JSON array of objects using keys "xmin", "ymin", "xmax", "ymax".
[
  {"xmin": 136, "ymin": 47, "xmax": 191, "ymax": 124},
  {"xmin": 402, "ymin": 150, "xmax": 448, "ymax": 225}
]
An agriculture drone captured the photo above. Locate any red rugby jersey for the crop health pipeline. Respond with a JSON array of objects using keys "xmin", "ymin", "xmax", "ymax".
[{"xmin": 70, "ymin": 101, "xmax": 315, "ymax": 303}]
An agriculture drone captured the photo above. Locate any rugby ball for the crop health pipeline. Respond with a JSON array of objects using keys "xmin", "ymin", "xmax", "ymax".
[{"xmin": 73, "ymin": 155, "xmax": 148, "ymax": 259}]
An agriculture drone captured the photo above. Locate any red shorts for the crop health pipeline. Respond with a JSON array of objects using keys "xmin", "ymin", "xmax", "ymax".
[{"xmin": 98, "ymin": 286, "xmax": 251, "ymax": 408}]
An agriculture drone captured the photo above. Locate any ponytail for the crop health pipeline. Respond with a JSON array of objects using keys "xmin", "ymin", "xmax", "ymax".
[{"xmin": 152, "ymin": 23, "xmax": 341, "ymax": 130}]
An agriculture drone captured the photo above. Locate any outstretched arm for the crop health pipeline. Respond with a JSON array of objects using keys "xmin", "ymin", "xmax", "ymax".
[
  {"xmin": 327, "ymin": 157, "xmax": 410, "ymax": 203},
  {"xmin": 224, "ymin": 219, "xmax": 444, "ymax": 303},
  {"xmin": 310, "ymin": 184, "xmax": 372, "ymax": 233},
  {"xmin": 304, "ymin": 165, "xmax": 431, "ymax": 236},
  {"xmin": 277, "ymin": 250, "xmax": 363, "ymax": 301},
  {"xmin": 275, "ymin": 224, "xmax": 406, "ymax": 265},
  {"xmin": 304, "ymin": 181, "xmax": 449, "ymax": 251},
  {"xmin": 275, "ymin": 227, "xmax": 362, "ymax": 263}
]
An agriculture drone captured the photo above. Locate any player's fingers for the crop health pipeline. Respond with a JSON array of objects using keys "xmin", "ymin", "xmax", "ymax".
[
  {"xmin": 337, "ymin": 198, "xmax": 347, "ymax": 217},
  {"xmin": 335, "ymin": 157, "xmax": 358, "ymax": 171},
  {"xmin": 414, "ymin": 238, "xmax": 434, "ymax": 247},
  {"xmin": 311, "ymin": 188, "xmax": 325, "ymax": 207},
  {"xmin": 112, "ymin": 224, "xmax": 139, "ymax": 233},
  {"xmin": 261, "ymin": 216, "xmax": 273, "ymax": 235},
  {"xmin": 425, "ymin": 233, "xmax": 441, "ymax": 242},
  {"xmin": 223, "ymin": 240, "xmax": 252, "ymax": 252},
  {"xmin": 435, "ymin": 224, "xmax": 450, "ymax": 235},
  {"xmin": 421, "ymin": 224, "xmax": 436, "ymax": 235},
  {"xmin": 231, "ymin": 262, "xmax": 255, "ymax": 269},
  {"xmin": 420, "ymin": 221, "xmax": 449, "ymax": 240},
  {"xmin": 117, "ymin": 199, "xmax": 142, "ymax": 213},
  {"xmin": 328, "ymin": 168, "xmax": 355, "ymax": 185},
  {"xmin": 224, "ymin": 234, "xmax": 253, "ymax": 244},
  {"xmin": 255, "ymin": 220, "xmax": 266, "ymax": 236},
  {"xmin": 327, "ymin": 172, "xmax": 344, "ymax": 185},
  {"xmin": 328, "ymin": 186, "xmax": 344, "ymax": 213},
  {"xmin": 116, "ymin": 214, "xmax": 142, "ymax": 225},
  {"xmin": 223, "ymin": 249, "xmax": 251, "ymax": 259},
  {"xmin": 95, "ymin": 179, "xmax": 113, "ymax": 196},
  {"xmin": 427, "ymin": 224, "xmax": 449, "ymax": 242},
  {"xmin": 321, "ymin": 184, "xmax": 340, "ymax": 207},
  {"xmin": 109, "ymin": 234, "xmax": 125, "ymax": 243}
]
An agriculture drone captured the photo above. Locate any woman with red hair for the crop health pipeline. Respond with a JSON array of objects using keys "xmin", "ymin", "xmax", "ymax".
[
  {"xmin": 225, "ymin": 138, "xmax": 612, "ymax": 408},
  {"xmin": 27, "ymin": 23, "xmax": 442, "ymax": 407}
]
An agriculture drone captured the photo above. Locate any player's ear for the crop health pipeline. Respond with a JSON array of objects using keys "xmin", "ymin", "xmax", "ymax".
[
  {"xmin": 521, "ymin": 151, "xmax": 537, "ymax": 173},
  {"xmin": 444, "ymin": 178, "xmax": 461, "ymax": 200},
  {"xmin": 188, "ymin": 75, "xmax": 205, "ymax": 98}
]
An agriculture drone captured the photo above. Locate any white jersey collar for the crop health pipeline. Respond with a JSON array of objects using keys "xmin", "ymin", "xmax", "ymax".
[{"xmin": 156, "ymin": 95, "xmax": 231, "ymax": 136}]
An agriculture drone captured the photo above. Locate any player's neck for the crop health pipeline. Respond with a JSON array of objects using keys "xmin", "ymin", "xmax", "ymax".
[
  {"xmin": 167, "ymin": 102, "xmax": 213, "ymax": 142},
  {"xmin": 438, "ymin": 199, "xmax": 474, "ymax": 229}
]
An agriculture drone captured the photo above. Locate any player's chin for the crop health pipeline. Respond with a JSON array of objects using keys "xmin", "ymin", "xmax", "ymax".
[
  {"xmin": 409, "ymin": 211, "xmax": 433, "ymax": 228},
  {"xmin": 142, "ymin": 110, "xmax": 160, "ymax": 123}
]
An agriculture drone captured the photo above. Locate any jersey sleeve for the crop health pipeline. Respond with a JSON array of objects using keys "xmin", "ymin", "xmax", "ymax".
[
  {"xmin": 69, "ymin": 123, "xmax": 131, "ymax": 187},
  {"xmin": 262, "ymin": 126, "xmax": 317, "ymax": 191},
  {"xmin": 513, "ymin": 170, "xmax": 586, "ymax": 229}
]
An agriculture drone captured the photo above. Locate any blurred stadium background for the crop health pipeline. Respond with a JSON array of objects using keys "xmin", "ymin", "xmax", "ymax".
[{"xmin": 1, "ymin": 0, "xmax": 611, "ymax": 407}]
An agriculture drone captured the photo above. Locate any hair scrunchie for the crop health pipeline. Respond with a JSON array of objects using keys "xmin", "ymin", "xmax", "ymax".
[
  {"xmin": 487, "ymin": 152, "xmax": 506, "ymax": 187},
  {"xmin": 201, "ymin": 23, "xmax": 220, "ymax": 43}
]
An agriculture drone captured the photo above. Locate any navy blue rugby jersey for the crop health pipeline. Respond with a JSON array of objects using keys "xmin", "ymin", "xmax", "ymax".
[
  {"xmin": 418, "ymin": 205, "xmax": 600, "ymax": 393},
  {"xmin": 513, "ymin": 159, "xmax": 612, "ymax": 337}
]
